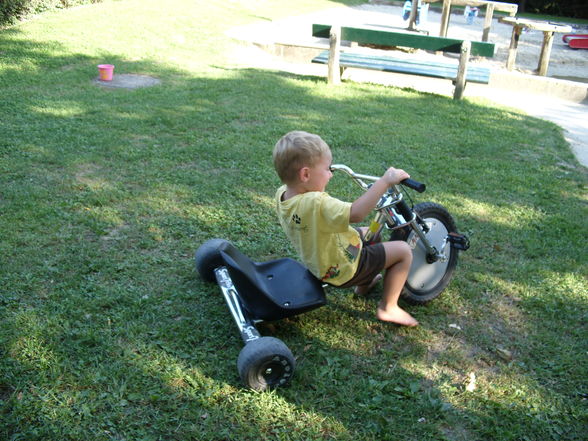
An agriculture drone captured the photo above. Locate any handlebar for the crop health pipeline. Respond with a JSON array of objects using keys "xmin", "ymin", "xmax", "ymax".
[
  {"xmin": 330, "ymin": 164, "xmax": 426, "ymax": 193},
  {"xmin": 400, "ymin": 178, "xmax": 426, "ymax": 193}
]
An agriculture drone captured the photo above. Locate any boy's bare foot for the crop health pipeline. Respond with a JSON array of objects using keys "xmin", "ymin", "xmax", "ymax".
[
  {"xmin": 376, "ymin": 305, "xmax": 419, "ymax": 327},
  {"xmin": 354, "ymin": 274, "xmax": 383, "ymax": 296}
]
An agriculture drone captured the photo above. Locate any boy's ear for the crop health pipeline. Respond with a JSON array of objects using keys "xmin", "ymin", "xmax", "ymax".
[{"xmin": 299, "ymin": 166, "xmax": 311, "ymax": 183}]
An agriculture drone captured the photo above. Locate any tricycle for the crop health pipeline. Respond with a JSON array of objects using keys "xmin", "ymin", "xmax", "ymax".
[{"xmin": 195, "ymin": 163, "xmax": 469, "ymax": 390}]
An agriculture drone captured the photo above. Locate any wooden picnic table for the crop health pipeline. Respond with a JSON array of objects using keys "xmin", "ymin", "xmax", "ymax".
[
  {"xmin": 424, "ymin": 0, "xmax": 517, "ymax": 42},
  {"xmin": 498, "ymin": 17, "xmax": 572, "ymax": 76}
]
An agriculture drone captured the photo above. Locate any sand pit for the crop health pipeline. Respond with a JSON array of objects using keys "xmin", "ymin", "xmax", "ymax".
[
  {"xmin": 228, "ymin": 2, "xmax": 587, "ymax": 85},
  {"xmin": 410, "ymin": 4, "xmax": 588, "ymax": 82}
]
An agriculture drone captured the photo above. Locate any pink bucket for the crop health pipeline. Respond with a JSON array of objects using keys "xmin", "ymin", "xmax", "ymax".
[{"xmin": 97, "ymin": 64, "xmax": 115, "ymax": 81}]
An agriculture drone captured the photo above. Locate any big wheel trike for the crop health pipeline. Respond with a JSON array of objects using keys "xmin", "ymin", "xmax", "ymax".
[{"xmin": 195, "ymin": 164, "xmax": 469, "ymax": 390}]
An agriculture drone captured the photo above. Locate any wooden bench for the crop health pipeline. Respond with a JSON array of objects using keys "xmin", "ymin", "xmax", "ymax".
[{"xmin": 311, "ymin": 24, "xmax": 495, "ymax": 100}]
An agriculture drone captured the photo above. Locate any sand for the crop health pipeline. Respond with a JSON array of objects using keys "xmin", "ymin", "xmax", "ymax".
[{"xmin": 229, "ymin": 2, "xmax": 588, "ymax": 83}]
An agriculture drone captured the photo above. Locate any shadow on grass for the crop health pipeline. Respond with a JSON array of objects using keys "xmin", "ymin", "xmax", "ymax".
[{"xmin": 1, "ymin": 29, "xmax": 587, "ymax": 440}]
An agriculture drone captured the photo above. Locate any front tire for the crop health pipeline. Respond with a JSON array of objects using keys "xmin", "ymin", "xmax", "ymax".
[
  {"xmin": 391, "ymin": 202, "xmax": 459, "ymax": 304},
  {"xmin": 237, "ymin": 337, "xmax": 295, "ymax": 391}
]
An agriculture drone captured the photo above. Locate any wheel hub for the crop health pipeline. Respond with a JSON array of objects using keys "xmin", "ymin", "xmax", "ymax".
[
  {"xmin": 407, "ymin": 219, "xmax": 451, "ymax": 291},
  {"xmin": 260, "ymin": 357, "xmax": 289, "ymax": 384}
]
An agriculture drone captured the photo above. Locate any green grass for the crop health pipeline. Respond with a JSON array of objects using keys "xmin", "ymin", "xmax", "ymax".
[{"xmin": 1, "ymin": 1, "xmax": 587, "ymax": 440}]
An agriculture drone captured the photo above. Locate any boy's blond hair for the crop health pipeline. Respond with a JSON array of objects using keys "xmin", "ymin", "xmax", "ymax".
[{"xmin": 273, "ymin": 131, "xmax": 330, "ymax": 184}]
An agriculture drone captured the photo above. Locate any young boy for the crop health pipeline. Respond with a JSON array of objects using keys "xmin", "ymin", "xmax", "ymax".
[{"xmin": 273, "ymin": 131, "xmax": 418, "ymax": 327}]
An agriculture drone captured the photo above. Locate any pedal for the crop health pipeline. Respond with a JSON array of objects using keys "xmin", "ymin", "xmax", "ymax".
[{"xmin": 447, "ymin": 232, "xmax": 470, "ymax": 251}]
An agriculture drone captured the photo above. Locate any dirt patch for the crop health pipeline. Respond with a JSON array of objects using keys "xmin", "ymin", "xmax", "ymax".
[{"xmin": 94, "ymin": 74, "xmax": 161, "ymax": 89}]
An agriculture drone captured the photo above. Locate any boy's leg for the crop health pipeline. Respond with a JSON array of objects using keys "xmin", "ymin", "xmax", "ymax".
[
  {"xmin": 354, "ymin": 273, "xmax": 382, "ymax": 296},
  {"xmin": 376, "ymin": 241, "xmax": 418, "ymax": 326},
  {"xmin": 353, "ymin": 227, "xmax": 382, "ymax": 296}
]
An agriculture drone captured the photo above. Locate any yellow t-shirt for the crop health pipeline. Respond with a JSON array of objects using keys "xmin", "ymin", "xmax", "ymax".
[{"xmin": 275, "ymin": 185, "xmax": 362, "ymax": 286}]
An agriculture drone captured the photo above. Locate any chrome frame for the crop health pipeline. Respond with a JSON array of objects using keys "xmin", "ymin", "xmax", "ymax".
[
  {"xmin": 215, "ymin": 267, "xmax": 261, "ymax": 343},
  {"xmin": 330, "ymin": 164, "xmax": 443, "ymax": 260}
]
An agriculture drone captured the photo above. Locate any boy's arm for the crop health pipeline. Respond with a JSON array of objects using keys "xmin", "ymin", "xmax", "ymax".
[{"xmin": 349, "ymin": 167, "xmax": 409, "ymax": 223}]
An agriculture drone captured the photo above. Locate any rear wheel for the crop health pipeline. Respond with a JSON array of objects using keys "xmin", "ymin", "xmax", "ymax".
[
  {"xmin": 391, "ymin": 202, "xmax": 459, "ymax": 304},
  {"xmin": 194, "ymin": 238, "xmax": 231, "ymax": 282}
]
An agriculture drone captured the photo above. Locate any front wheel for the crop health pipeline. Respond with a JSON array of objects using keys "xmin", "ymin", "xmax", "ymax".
[
  {"xmin": 237, "ymin": 337, "xmax": 295, "ymax": 391},
  {"xmin": 390, "ymin": 202, "xmax": 459, "ymax": 304}
]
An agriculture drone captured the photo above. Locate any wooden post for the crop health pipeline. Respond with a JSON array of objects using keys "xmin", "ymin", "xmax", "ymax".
[
  {"xmin": 453, "ymin": 40, "xmax": 471, "ymax": 100},
  {"xmin": 439, "ymin": 0, "xmax": 451, "ymax": 37},
  {"xmin": 506, "ymin": 25, "xmax": 522, "ymax": 71},
  {"xmin": 482, "ymin": 3, "xmax": 494, "ymax": 42},
  {"xmin": 537, "ymin": 31, "xmax": 554, "ymax": 76},
  {"xmin": 408, "ymin": 0, "xmax": 419, "ymax": 31},
  {"xmin": 328, "ymin": 25, "xmax": 341, "ymax": 85}
]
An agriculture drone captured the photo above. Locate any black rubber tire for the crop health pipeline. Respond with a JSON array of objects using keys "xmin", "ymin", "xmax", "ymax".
[
  {"xmin": 194, "ymin": 238, "xmax": 231, "ymax": 282},
  {"xmin": 237, "ymin": 337, "xmax": 295, "ymax": 391},
  {"xmin": 390, "ymin": 202, "xmax": 459, "ymax": 304}
]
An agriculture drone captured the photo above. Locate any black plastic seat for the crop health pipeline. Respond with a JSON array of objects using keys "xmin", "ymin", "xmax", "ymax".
[{"xmin": 219, "ymin": 243, "xmax": 326, "ymax": 321}]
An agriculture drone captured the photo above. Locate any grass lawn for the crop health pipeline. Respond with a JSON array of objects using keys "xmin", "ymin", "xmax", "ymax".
[{"xmin": 1, "ymin": 0, "xmax": 587, "ymax": 440}]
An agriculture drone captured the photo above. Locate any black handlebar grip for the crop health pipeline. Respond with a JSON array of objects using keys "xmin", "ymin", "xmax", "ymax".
[{"xmin": 401, "ymin": 178, "xmax": 426, "ymax": 193}]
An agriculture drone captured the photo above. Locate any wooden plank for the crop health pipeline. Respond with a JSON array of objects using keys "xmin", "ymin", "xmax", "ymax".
[
  {"xmin": 312, "ymin": 24, "xmax": 495, "ymax": 57},
  {"xmin": 312, "ymin": 51, "xmax": 491, "ymax": 83}
]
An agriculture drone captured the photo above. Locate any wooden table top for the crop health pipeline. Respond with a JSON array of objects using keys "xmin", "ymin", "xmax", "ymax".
[{"xmin": 499, "ymin": 17, "xmax": 572, "ymax": 33}]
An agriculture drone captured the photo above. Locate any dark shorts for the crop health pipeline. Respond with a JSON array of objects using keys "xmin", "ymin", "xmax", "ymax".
[{"xmin": 338, "ymin": 229, "xmax": 386, "ymax": 288}]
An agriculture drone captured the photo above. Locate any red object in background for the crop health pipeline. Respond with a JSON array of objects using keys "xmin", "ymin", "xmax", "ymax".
[
  {"xmin": 568, "ymin": 37, "xmax": 588, "ymax": 49},
  {"xmin": 562, "ymin": 33, "xmax": 588, "ymax": 43},
  {"xmin": 562, "ymin": 34, "xmax": 588, "ymax": 49}
]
